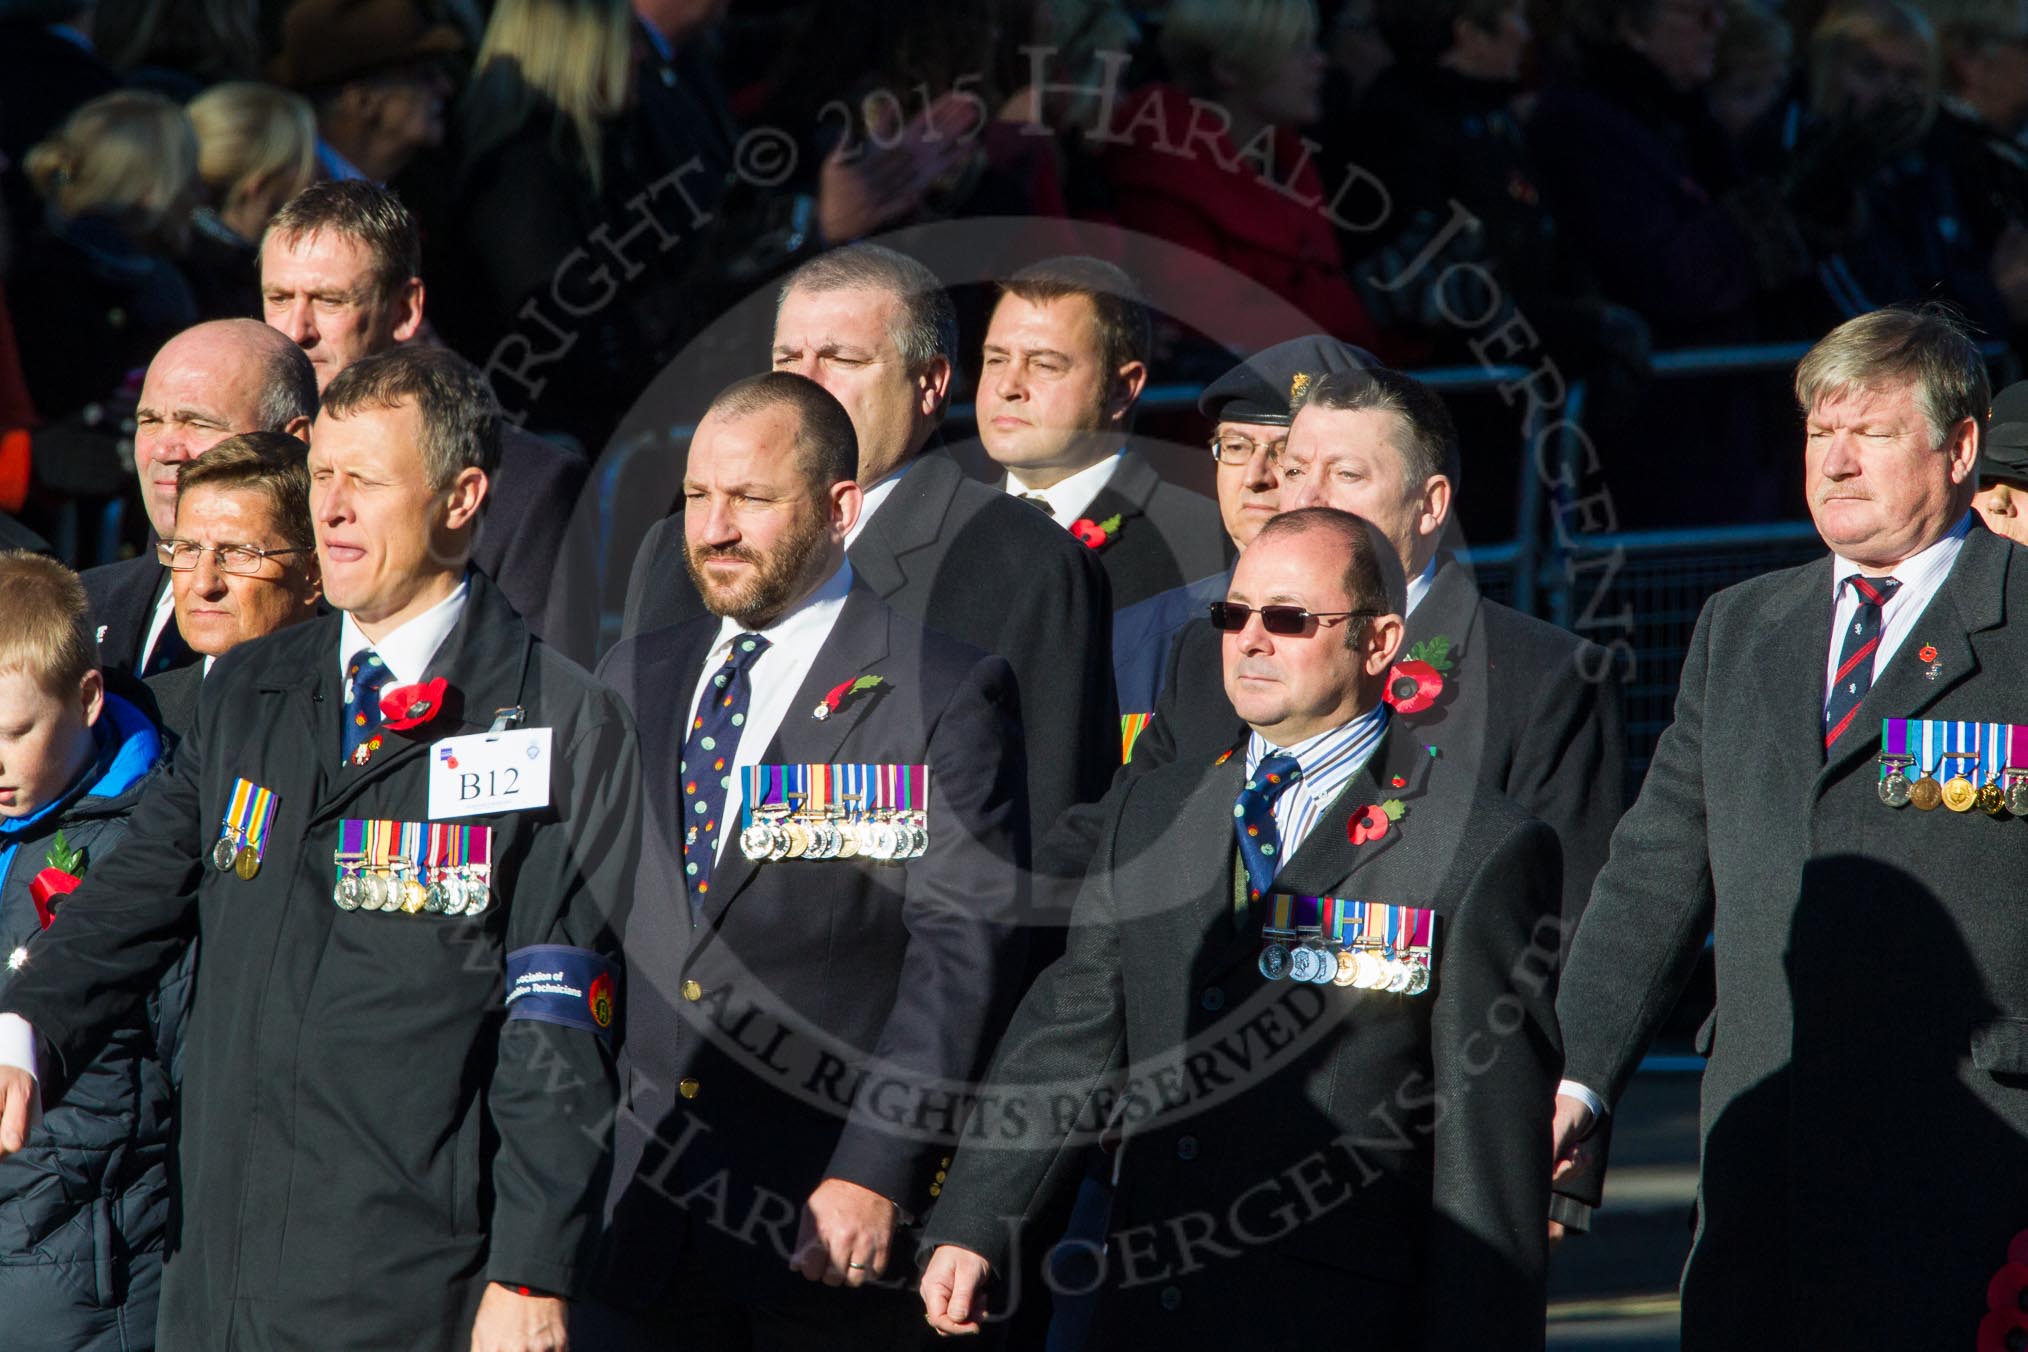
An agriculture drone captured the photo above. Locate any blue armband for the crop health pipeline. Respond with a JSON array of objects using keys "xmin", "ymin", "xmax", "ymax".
[{"xmin": 505, "ymin": 944, "xmax": 618, "ymax": 1045}]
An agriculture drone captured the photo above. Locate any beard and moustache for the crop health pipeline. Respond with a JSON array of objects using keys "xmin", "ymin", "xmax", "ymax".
[{"xmin": 685, "ymin": 503, "xmax": 831, "ymax": 629}]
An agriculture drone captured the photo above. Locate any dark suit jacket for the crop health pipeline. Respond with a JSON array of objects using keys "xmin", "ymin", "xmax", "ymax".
[
  {"xmin": 1, "ymin": 572, "xmax": 639, "ymax": 1348},
  {"xmin": 594, "ymin": 585, "xmax": 1029, "ymax": 1314},
  {"xmin": 623, "ymin": 449, "xmax": 1118, "ymax": 864},
  {"xmin": 141, "ymin": 660, "xmax": 203, "ymax": 748},
  {"xmin": 474, "ymin": 424, "xmax": 597, "ymax": 663},
  {"xmin": 81, "ymin": 553, "xmax": 166, "ymax": 678},
  {"xmin": 1559, "ymin": 522, "xmax": 2028, "ymax": 1347},
  {"xmin": 1060, "ymin": 449, "xmax": 1230, "ymax": 611},
  {"xmin": 923, "ymin": 722, "xmax": 1561, "ymax": 1348},
  {"xmin": 1041, "ymin": 550, "xmax": 1626, "ymax": 1216}
]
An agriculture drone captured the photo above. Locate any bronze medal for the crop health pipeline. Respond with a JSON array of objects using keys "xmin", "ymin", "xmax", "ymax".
[
  {"xmin": 1910, "ymin": 772, "xmax": 1944, "ymax": 811},
  {"xmin": 234, "ymin": 845, "xmax": 261, "ymax": 881},
  {"xmin": 1981, "ymin": 781, "xmax": 2007, "ymax": 816}
]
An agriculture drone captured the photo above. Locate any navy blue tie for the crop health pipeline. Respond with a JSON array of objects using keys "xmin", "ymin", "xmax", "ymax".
[
  {"xmin": 1825, "ymin": 574, "xmax": 1900, "ymax": 750},
  {"xmin": 1234, "ymin": 752, "xmax": 1303, "ymax": 924},
  {"xmin": 681, "ymin": 632, "xmax": 771, "ymax": 914},
  {"xmin": 342, "ymin": 648, "xmax": 389, "ymax": 764}
]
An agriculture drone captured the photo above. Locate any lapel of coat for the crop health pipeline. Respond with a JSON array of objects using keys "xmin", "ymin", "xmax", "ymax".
[
  {"xmin": 634, "ymin": 616, "xmax": 722, "ymax": 863},
  {"xmin": 254, "ymin": 614, "xmax": 344, "ymax": 810},
  {"xmin": 1086, "ymin": 449, "xmax": 1158, "ymax": 525},
  {"xmin": 1403, "ymin": 552, "xmax": 1481, "ymax": 654},
  {"xmin": 696, "ymin": 589, "xmax": 896, "ymax": 932},
  {"xmin": 308, "ymin": 575, "xmax": 535, "ymax": 825},
  {"xmin": 1818, "ymin": 524, "xmax": 2009, "ymax": 789},
  {"xmin": 846, "ymin": 449, "xmax": 962, "ymax": 600}
]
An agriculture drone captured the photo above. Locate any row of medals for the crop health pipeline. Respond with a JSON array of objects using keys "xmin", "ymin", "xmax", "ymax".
[
  {"xmin": 1877, "ymin": 754, "xmax": 2028, "ymax": 813},
  {"xmin": 738, "ymin": 807, "xmax": 928, "ymax": 863},
  {"xmin": 333, "ymin": 858, "xmax": 494, "ymax": 915},
  {"xmin": 1259, "ymin": 939, "xmax": 1430, "ymax": 994},
  {"xmin": 211, "ymin": 830, "xmax": 264, "ymax": 881}
]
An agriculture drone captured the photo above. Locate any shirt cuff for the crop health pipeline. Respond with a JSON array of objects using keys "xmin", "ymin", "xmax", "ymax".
[
  {"xmin": 1557, "ymin": 1078, "xmax": 1608, "ymax": 1127},
  {"xmin": 0, "ymin": 1013, "xmax": 44, "ymax": 1130}
]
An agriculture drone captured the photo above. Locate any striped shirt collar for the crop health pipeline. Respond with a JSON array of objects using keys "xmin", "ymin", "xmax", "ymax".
[{"xmin": 1244, "ymin": 700, "xmax": 1391, "ymax": 869}]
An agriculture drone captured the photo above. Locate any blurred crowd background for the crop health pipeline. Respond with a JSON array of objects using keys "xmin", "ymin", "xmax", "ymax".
[{"xmin": 3, "ymin": 0, "xmax": 2026, "ymax": 564}]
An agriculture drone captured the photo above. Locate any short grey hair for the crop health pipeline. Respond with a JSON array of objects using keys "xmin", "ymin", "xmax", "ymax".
[
  {"xmin": 776, "ymin": 243, "xmax": 958, "ymax": 373},
  {"xmin": 252, "ymin": 332, "xmax": 319, "ymax": 431},
  {"xmin": 1794, "ymin": 303, "xmax": 1988, "ymax": 446},
  {"xmin": 321, "ymin": 346, "xmax": 501, "ymax": 494}
]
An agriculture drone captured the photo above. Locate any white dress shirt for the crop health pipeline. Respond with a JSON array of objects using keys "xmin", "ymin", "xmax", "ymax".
[
  {"xmin": 1821, "ymin": 512, "xmax": 1970, "ymax": 709},
  {"xmin": 1557, "ymin": 514, "xmax": 1976, "ymax": 1126},
  {"xmin": 0, "ymin": 579, "xmax": 479, "ymax": 1111},
  {"xmin": 140, "ymin": 576, "xmax": 176, "ymax": 672},
  {"xmin": 685, "ymin": 561, "xmax": 853, "ymax": 862},
  {"xmin": 1005, "ymin": 450, "xmax": 1123, "ymax": 527},
  {"xmin": 845, "ymin": 463, "xmax": 913, "ymax": 549},
  {"xmin": 1243, "ymin": 701, "xmax": 1390, "ymax": 872},
  {"xmin": 335, "ymin": 577, "xmax": 470, "ymax": 686}
]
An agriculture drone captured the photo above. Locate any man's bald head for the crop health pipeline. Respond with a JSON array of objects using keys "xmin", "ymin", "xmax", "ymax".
[{"xmin": 135, "ymin": 320, "xmax": 319, "ymax": 538}]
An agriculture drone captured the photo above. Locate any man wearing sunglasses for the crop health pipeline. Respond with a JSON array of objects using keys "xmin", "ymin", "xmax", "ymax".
[
  {"xmin": 921, "ymin": 506, "xmax": 1562, "ymax": 1346},
  {"xmin": 1060, "ymin": 361, "xmax": 1626, "ymax": 1233}
]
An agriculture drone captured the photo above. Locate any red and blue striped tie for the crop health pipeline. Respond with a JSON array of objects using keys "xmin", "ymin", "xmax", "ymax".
[{"xmin": 1824, "ymin": 574, "xmax": 1901, "ymax": 749}]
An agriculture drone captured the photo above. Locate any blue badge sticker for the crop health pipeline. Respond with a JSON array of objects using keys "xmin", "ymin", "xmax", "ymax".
[{"xmin": 505, "ymin": 944, "xmax": 618, "ymax": 1045}]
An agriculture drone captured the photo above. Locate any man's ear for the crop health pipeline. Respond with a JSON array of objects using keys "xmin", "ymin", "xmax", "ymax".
[
  {"xmin": 390, "ymin": 278, "xmax": 426, "ymax": 345},
  {"xmin": 441, "ymin": 466, "xmax": 489, "ymax": 532},
  {"xmin": 1108, "ymin": 361, "xmax": 1148, "ymax": 427},
  {"xmin": 1418, "ymin": 475, "xmax": 1454, "ymax": 540},
  {"xmin": 1947, "ymin": 416, "xmax": 1982, "ymax": 486},
  {"xmin": 917, "ymin": 356, "xmax": 954, "ymax": 419},
  {"xmin": 1362, "ymin": 612, "xmax": 1406, "ymax": 676},
  {"xmin": 283, "ymin": 413, "xmax": 312, "ymax": 441}
]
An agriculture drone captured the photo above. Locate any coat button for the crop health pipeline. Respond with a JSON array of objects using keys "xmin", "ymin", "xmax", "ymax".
[
  {"xmin": 682, "ymin": 979, "xmax": 702, "ymax": 1001},
  {"xmin": 1199, "ymin": 987, "xmax": 1224, "ymax": 1012},
  {"xmin": 1159, "ymin": 1286, "xmax": 1182, "ymax": 1311},
  {"xmin": 1176, "ymin": 1135, "xmax": 1199, "ymax": 1161},
  {"xmin": 678, "ymin": 1078, "xmax": 700, "ymax": 1099}
]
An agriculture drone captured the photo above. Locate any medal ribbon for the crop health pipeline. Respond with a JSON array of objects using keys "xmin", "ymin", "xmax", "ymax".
[
  {"xmin": 469, "ymin": 824, "xmax": 491, "ymax": 870},
  {"xmin": 1985, "ymin": 721, "xmax": 2009, "ymax": 787},
  {"xmin": 334, "ymin": 818, "xmax": 366, "ymax": 886},
  {"xmin": 1880, "ymin": 718, "xmax": 1909, "ymax": 779},
  {"xmin": 221, "ymin": 777, "xmax": 254, "ymax": 848}
]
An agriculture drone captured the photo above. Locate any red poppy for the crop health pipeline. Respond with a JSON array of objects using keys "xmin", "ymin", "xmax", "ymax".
[
  {"xmin": 1069, "ymin": 513, "xmax": 1123, "ymax": 549},
  {"xmin": 2009, "ymin": 1229, "xmax": 2028, "ymax": 1268},
  {"xmin": 1348, "ymin": 805, "xmax": 1391, "ymax": 845},
  {"xmin": 1919, "ymin": 644, "xmax": 1939, "ymax": 664},
  {"xmin": 1980, "ymin": 1309, "xmax": 2028, "ymax": 1352},
  {"xmin": 380, "ymin": 677, "xmax": 449, "ymax": 731},
  {"xmin": 1385, "ymin": 660, "xmax": 1444, "ymax": 714},
  {"xmin": 1993, "ymin": 1264, "xmax": 2028, "ymax": 1316},
  {"xmin": 814, "ymin": 673, "xmax": 885, "ymax": 720},
  {"xmin": 29, "ymin": 869, "xmax": 80, "ymax": 930}
]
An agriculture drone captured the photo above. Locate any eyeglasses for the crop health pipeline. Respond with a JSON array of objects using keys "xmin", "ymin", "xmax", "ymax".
[
  {"xmin": 1209, "ymin": 433, "xmax": 1288, "ymax": 466},
  {"xmin": 1208, "ymin": 601, "xmax": 1378, "ymax": 635},
  {"xmin": 157, "ymin": 539, "xmax": 311, "ymax": 575}
]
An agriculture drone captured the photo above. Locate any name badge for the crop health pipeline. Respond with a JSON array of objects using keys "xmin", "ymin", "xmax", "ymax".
[{"xmin": 428, "ymin": 728, "xmax": 553, "ymax": 819}]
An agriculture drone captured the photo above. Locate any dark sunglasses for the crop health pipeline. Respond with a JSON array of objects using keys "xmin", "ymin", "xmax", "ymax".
[{"xmin": 1208, "ymin": 601, "xmax": 1378, "ymax": 635}]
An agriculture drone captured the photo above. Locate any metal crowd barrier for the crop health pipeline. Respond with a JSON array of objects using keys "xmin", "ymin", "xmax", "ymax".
[{"xmin": 591, "ymin": 340, "xmax": 2017, "ymax": 685}]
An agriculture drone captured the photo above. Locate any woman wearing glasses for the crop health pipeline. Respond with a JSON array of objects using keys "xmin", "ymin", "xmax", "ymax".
[{"xmin": 147, "ymin": 432, "xmax": 322, "ymax": 742}]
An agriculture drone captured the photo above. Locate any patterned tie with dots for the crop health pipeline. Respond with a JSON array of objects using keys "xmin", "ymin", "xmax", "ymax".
[
  {"xmin": 342, "ymin": 648, "xmax": 389, "ymax": 764},
  {"xmin": 681, "ymin": 632, "xmax": 771, "ymax": 916},
  {"xmin": 1233, "ymin": 752, "xmax": 1303, "ymax": 927}
]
